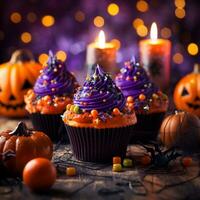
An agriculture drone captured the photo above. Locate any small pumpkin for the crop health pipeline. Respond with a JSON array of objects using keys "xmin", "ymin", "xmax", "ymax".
[
  {"xmin": 0, "ymin": 50, "xmax": 42, "ymax": 117},
  {"xmin": 174, "ymin": 64, "xmax": 200, "ymax": 117},
  {"xmin": 23, "ymin": 158, "xmax": 56, "ymax": 192},
  {"xmin": 159, "ymin": 111, "xmax": 200, "ymax": 152},
  {"xmin": 0, "ymin": 122, "xmax": 53, "ymax": 175}
]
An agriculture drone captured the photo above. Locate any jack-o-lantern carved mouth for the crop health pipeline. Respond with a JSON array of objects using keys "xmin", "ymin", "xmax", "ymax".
[
  {"xmin": 187, "ymin": 103, "xmax": 200, "ymax": 110},
  {"xmin": 0, "ymin": 79, "xmax": 32, "ymax": 111},
  {"xmin": 0, "ymin": 101, "xmax": 25, "ymax": 110}
]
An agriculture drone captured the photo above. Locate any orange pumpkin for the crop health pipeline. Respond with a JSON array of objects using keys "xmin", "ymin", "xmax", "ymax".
[
  {"xmin": 159, "ymin": 111, "xmax": 200, "ymax": 152},
  {"xmin": 23, "ymin": 158, "xmax": 57, "ymax": 192},
  {"xmin": 0, "ymin": 122, "xmax": 53, "ymax": 175},
  {"xmin": 174, "ymin": 64, "xmax": 200, "ymax": 117},
  {"xmin": 0, "ymin": 49, "xmax": 42, "ymax": 117}
]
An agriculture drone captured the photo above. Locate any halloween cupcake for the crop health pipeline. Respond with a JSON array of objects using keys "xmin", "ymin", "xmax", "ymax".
[
  {"xmin": 63, "ymin": 65, "xmax": 137, "ymax": 162},
  {"xmin": 115, "ymin": 60, "xmax": 168, "ymax": 142},
  {"xmin": 25, "ymin": 51, "xmax": 78, "ymax": 143}
]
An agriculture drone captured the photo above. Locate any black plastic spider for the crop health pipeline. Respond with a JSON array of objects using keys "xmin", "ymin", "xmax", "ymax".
[{"xmin": 140, "ymin": 142, "xmax": 181, "ymax": 168}]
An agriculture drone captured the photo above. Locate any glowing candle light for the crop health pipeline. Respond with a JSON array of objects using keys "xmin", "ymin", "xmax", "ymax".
[
  {"xmin": 150, "ymin": 22, "xmax": 158, "ymax": 42},
  {"xmin": 86, "ymin": 30, "xmax": 117, "ymax": 75},
  {"xmin": 139, "ymin": 22, "xmax": 171, "ymax": 92},
  {"xmin": 97, "ymin": 30, "xmax": 106, "ymax": 48}
]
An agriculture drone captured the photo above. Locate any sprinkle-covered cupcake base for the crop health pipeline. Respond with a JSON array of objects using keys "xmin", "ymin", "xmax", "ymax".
[
  {"xmin": 126, "ymin": 91, "xmax": 168, "ymax": 114},
  {"xmin": 62, "ymin": 104, "xmax": 137, "ymax": 128},
  {"xmin": 25, "ymin": 89, "xmax": 72, "ymax": 114}
]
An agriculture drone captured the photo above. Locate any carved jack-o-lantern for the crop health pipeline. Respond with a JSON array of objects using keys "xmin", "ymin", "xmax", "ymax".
[
  {"xmin": 174, "ymin": 64, "xmax": 200, "ymax": 117},
  {"xmin": 0, "ymin": 50, "xmax": 42, "ymax": 117}
]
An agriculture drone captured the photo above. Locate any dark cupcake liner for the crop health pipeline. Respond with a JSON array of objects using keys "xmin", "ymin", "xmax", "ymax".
[
  {"xmin": 130, "ymin": 112, "xmax": 165, "ymax": 143},
  {"xmin": 65, "ymin": 125, "xmax": 133, "ymax": 163},
  {"xmin": 29, "ymin": 113, "xmax": 69, "ymax": 144}
]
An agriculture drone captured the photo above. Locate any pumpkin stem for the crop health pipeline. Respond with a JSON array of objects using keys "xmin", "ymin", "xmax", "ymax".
[
  {"xmin": 10, "ymin": 49, "xmax": 34, "ymax": 64},
  {"xmin": 9, "ymin": 122, "xmax": 31, "ymax": 136},
  {"xmin": 193, "ymin": 63, "xmax": 200, "ymax": 74}
]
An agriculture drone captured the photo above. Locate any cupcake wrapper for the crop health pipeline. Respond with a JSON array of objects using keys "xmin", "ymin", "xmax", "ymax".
[
  {"xmin": 29, "ymin": 113, "xmax": 69, "ymax": 144},
  {"xmin": 65, "ymin": 125, "xmax": 132, "ymax": 163},
  {"xmin": 130, "ymin": 112, "xmax": 165, "ymax": 143}
]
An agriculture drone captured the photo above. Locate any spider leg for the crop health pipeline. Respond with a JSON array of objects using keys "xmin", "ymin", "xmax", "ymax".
[
  {"xmin": 138, "ymin": 142, "xmax": 156, "ymax": 160},
  {"xmin": 163, "ymin": 147, "xmax": 175, "ymax": 155},
  {"xmin": 144, "ymin": 146, "xmax": 155, "ymax": 160},
  {"xmin": 152, "ymin": 143, "xmax": 162, "ymax": 154}
]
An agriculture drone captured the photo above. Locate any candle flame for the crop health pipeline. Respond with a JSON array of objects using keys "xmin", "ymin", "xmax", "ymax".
[
  {"xmin": 150, "ymin": 22, "xmax": 158, "ymax": 41},
  {"xmin": 97, "ymin": 30, "xmax": 106, "ymax": 48}
]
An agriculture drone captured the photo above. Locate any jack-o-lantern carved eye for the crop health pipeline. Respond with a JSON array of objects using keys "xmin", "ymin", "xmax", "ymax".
[
  {"xmin": 9, "ymin": 94, "xmax": 16, "ymax": 101},
  {"xmin": 0, "ymin": 87, "xmax": 1, "ymax": 92},
  {"xmin": 181, "ymin": 87, "xmax": 189, "ymax": 96},
  {"xmin": 22, "ymin": 79, "xmax": 32, "ymax": 90}
]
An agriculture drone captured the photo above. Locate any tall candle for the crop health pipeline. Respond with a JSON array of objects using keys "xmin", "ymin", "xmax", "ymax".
[
  {"xmin": 139, "ymin": 22, "xmax": 171, "ymax": 92},
  {"xmin": 86, "ymin": 30, "xmax": 116, "ymax": 75}
]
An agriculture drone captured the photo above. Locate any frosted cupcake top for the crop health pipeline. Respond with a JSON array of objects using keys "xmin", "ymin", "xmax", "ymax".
[
  {"xmin": 74, "ymin": 65, "xmax": 125, "ymax": 112},
  {"xmin": 115, "ymin": 60, "xmax": 167, "ymax": 112},
  {"xmin": 34, "ymin": 51, "xmax": 78, "ymax": 97}
]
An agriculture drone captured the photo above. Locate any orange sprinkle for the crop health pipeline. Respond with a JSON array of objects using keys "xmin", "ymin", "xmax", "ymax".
[
  {"xmin": 152, "ymin": 93, "xmax": 159, "ymax": 99},
  {"xmin": 43, "ymin": 96, "xmax": 51, "ymax": 101},
  {"xmin": 37, "ymin": 99, "xmax": 42, "ymax": 106},
  {"xmin": 113, "ymin": 108, "xmax": 120, "ymax": 115},
  {"xmin": 91, "ymin": 109, "xmax": 98, "ymax": 118},
  {"xmin": 139, "ymin": 94, "xmax": 146, "ymax": 101},
  {"xmin": 113, "ymin": 156, "xmax": 121, "ymax": 164},
  {"xmin": 27, "ymin": 90, "xmax": 32, "ymax": 95},
  {"xmin": 182, "ymin": 157, "xmax": 193, "ymax": 167},
  {"xmin": 66, "ymin": 167, "xmax": 76, "ymax": 176},
  {"xmin": 54, "ymin": 97, "xmax": 59, "ymax": 102},
  {"xmin": 127, "ymin": 96, "xmax": 134, "ymax": 103},
  {"xmin": 66, "ymin": 104, "xmax": 72, "ymax": 110},
  {"xmin": 128, "ymin": 103, "xmax": 134, "ymax": 109},
  {"xmin": 140, "ymin": 155, "xmax": 151, "ymax": 165}
]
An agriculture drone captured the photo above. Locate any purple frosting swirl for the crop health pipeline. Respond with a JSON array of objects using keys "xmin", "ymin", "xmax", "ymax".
[
  {"xmin": 115, "ymin": 61, "xmax": 158, "ymax": 109},
  {"xmin": 34, "ymin": 51, "xmax": 78, "ymax": 97},
  {"xmin": 74, "ymin": 65, "xmax": 125, "ymax": 112}
]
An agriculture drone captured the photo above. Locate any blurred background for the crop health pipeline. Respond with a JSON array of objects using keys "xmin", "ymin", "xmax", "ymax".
[{"xmin": 0, "ymin": 0, "xmax": 199, "ymax": 87}]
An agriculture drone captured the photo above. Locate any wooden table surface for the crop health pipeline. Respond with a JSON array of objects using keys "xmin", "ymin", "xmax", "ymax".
[{"xmin": 1, "ymin": 117, "xmax": 200, "ymax": 200}]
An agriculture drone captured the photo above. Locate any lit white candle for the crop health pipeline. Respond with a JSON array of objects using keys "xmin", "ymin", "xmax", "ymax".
[
  {"xmin": 139, "ymin": 22, "xmax": 171, "ymax": 92},
  {"xmin": 86, "ymin": 30, "xmax": 117, "ymax": 74}
]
